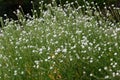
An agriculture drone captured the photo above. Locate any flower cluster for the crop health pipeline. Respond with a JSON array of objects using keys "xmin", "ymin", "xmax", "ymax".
[{"xmin": 0, "ymin": 1, "xmax": 120, "ymax": 80}]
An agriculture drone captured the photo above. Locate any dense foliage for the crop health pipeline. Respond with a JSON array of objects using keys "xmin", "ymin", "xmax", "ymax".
[{"xmin": 0, "ymin": 1, "xmax": 120, "ymax": 80}]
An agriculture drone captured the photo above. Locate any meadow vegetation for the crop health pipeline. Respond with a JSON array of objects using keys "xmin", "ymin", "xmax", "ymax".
[{"xmin": 0, "ymin": 0, "xmax": 120, "ymax": 80}]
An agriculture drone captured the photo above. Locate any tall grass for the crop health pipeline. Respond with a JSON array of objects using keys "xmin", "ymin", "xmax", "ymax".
[{"xmin": 0, "ymin": 1, "xmax": 120, "ymax": 80}]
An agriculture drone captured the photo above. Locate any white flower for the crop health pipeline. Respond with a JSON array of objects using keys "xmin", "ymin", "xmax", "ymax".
[
  {"xmin": 116, "ymin": 72, "xmax": 119, "ymax": 76},
  {"xmin": 75, "ymin": 54, "xmax": 80, "ymax": 59},
  {"xmin": 21, "ymin": 71, "xmax": 24, "ymax": 74},
  {"xmin": 55, "ymin": 48, "xmax": 61, "ymax": 53},
  {"xmin": 34, "ymin": 60, "xmax": 39, "ymax": 65},
  {"xmin": 105, "ymin": 75, "xmax": 109, "ymax": 79},
  {"xmin": 90, "ymin": 73, "xmax": 93, "ymax": 76},
  {"xmin": 112, "ymin": 72, "xmax": 116, "ymax": 77},
  {"xmin": 98, "ymin": 68, "xmax": 101, "ymax": 72},
  {"xmin": 51, "ymin": 55, "xmax": 55, "ymax": 59},
  {"xmin": 14, "ymin": 70, "xmax": 17, "ymax": 75},
  {"xmin": 53, "ymin": 34, "xmax": 57, "ymax": 37},
  {"xmin": 104, "ymin": 67, "xmax": 108, "ymax": 70},
  {"xmin": 62, "ymin": 48, "xmax": 67, "ymax": 53},
  {"xmin": 48, "ymin": 56, "xmax": 51, "ymax": 60},
  {"xmin": 89, "ymin": 60, "xmax": 93, "ymax": 63},
  {"xmin": 45, "ymin": 59, "xmax": 48, "ymax": 62},
  {"xmin": 114, "ymin": 52, "xmax": 117, "ymax": 56},
  {"xmin": 50, "ymin": 66, "xmax": 53, "ymax": 70}
]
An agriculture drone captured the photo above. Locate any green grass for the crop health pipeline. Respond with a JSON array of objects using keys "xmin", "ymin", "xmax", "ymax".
[{"xmin": 0, "ymin": 1, "xmax": 120, "ymax": 80}]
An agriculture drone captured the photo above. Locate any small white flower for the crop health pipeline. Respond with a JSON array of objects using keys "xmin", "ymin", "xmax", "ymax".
[
  {"xmin": 90, "ymin": 60, "xmax": 93, "ymax": 63},
  {"xmin": 55, "ymin": 52, "xmax": 58, "ymax": 55},
  {"xmin": 60, "ymin": 60, "xmax": 63, "ymax": 63},
  {"xmin": 62, "ymin": 48, "xmax": 67, "ymax": 53},
  {"xmin": 116, "ymin": 72, "xmax": 119, "ymax": 76},
  {"xmin": 90, "ymin": 73, "xmax": 93, "ymax": 76},
  {"xmin": 112, "ymin": 72, "xmax": 116, "ymax": 77},
  {"xmin": 34, "ymin": 60, "xmax": 39, "ymax": 65},
  {"xmin": 112, "ymin": 65, "xmax": 116, "ymax": 68},
  {"xmin": 110, "ymin": 58, "xmax": 113, "ymax": 61},
  {"xmin": 50, "ymin": 66, "xmax": 53, "ymax": 70},
  {"xmin": 45, "ymin": 59, "xmax": 48, "ymax": 62},
  {"xmin": 21, "ymin": 71, "xmax": 24, "ymax": 74},
  {"xmin": 104, "ymin": 67, "xmax": 108, "ymax": 70},
  {"xmin": 75, "ymin": 54, "xmax": 80, "ymax": 59},
  {"xmin": 55, "ymin": 48, "xmax": 61, "ymax": 53},
  {"xmin": 14, "ymin": 70, "xmax": 17, "ymax": 75},
  {"xmin": 114, "ymin": 52, "xmax": 117, "ymax": 56},
  {"xmin": 48, "ymin": 56, "xmax": 51, "ymax": 59},
  {"xmin": 105, "ymin": 75, "xmax": 109, "ymax": 79},
  {"xmin": 83, "ymin": 71, "xmax": 86, "ymax": 74},
  {"xmin": 52, "ymin": 55, "xmax": 55, "ymax": 59},
  {"xmin": 53, "ymin": 34, "xmax": 57, "ymax": 37},
  {"xmin": 98, "ymin": 68, "xmax": 101, "ymax": 72}
]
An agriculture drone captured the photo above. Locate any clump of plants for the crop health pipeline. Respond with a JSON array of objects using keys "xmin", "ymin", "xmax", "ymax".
[{"xmin": 0, "ymin": 0, "xmax": 120, "ymax": 80}]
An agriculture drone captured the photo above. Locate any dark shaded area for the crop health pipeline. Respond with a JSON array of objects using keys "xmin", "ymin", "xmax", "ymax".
[
  {"xmin": 0, "ymin": 0, "xmax": 119, "ymax": 27},
  {"xmin": 0, "ymin": 0, "xmax": 118, "ymax": 19},
  {"xmin": 0, "ymin": 0, "xmax": 33, "ymax": 20}
]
